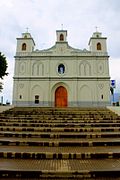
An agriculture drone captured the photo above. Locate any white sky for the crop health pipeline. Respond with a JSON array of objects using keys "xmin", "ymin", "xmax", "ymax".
[{"xmin": 0, "ymin": 0, "xmax": 120, "ymax": 103}]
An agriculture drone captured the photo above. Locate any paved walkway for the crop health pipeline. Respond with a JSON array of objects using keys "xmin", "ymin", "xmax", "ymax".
[
  {"xmin": 0, "ymin": 105, "xmax": 14, "ymax": 113},
  {"xmin": 107, "ymin": 106, "xmax": 120, "ymax": 116}
]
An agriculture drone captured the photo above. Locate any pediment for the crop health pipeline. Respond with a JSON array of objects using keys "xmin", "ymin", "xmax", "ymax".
[{"xmin": 34, "ymin": 42, "xmax": 89, "ymax": 55}]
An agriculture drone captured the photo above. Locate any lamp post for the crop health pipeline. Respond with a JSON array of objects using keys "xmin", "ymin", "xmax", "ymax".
[{"xmin": 111, "ymin": 80, "xmax": 116, "ymax": 105}]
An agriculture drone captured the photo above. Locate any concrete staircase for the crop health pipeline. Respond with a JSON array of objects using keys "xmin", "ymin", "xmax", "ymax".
[{"xmin": 0, "ymin": 107, "xmax": 120, "ymax": 179}]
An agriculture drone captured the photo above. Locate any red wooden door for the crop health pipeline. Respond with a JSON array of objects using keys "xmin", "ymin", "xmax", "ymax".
[{"xmin": 55, "ymin": 86, "xmax": 67, "ymax": 107}]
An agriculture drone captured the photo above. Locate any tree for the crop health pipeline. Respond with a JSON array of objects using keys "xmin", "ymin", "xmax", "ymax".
[
  {"xmin": 0, "ymin": 52, "xmax": 8, "ymax": 92},
  {"xmin": 0, "ymin": 52, "xmax": 8, "ymax": 79},
  {"xmin": 0, "ymin": 82, "xmax": 3, "ymax": 92}
]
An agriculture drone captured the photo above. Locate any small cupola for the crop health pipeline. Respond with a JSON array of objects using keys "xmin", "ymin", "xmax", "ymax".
[
  {"xmin": 22, "ymin": 32, "xmax": 32, "ymax": 38},
  {"xmin": 56, "ymin": 30, "xmax": 67, "ymax": 42},
  {"xmin": 88, "ymin": 30, "xmax": 107, "ymax": 53},
  {"xmin": 16, "ymin": 30, "xmax": 35, "ymax": 53}
]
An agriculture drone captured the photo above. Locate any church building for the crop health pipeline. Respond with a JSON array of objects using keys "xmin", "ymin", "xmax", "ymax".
[{"xmin": 12, "ymin": 29, "xmax": 110, "ymax": 107}]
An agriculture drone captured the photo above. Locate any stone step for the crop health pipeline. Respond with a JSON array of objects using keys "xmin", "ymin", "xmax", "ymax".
[
  {"xmin": 1, "ymin": 131, "xmax": 120, "ymax": 139},
  {"xmin": 1, "ymin": 145, "xmax": 120, "ymax": 153},
  {"xmin": 1, "ymin": 107, "xmax": 120, "ymax": 178},
  {"xmin": 2, "ymin": 110, "xmax": 117, "ymax": 118},
  {"xmin": 0, "ymin": 117, "xmax": 98, "ymax": 120},
  {"xmin": 0, "ymin": 146, "xmax": 120, "ymax": 160},
  {"xmin": 3, "ymin": 114, "xmax": 116, "ymax": 119},
  {"xmin": 0, "ymin": 150, "xmax": 119, "ymax": 160},
  {"xmin": 1, "ymin": 122, "xmax": 120, "ymax": 128},
  {"xmin": 0, "ymin": 178, "xmax": 118, "ymax": 180},
  {"xmin": 0, "ymin": 158, "xmax": 120, "ymax": 179},
  {"xmin": 0, "ymin": 137, "xmax": 120, "ymax": 147},
  {"xmin": 5, "ymin": 107, "xmax": 110, "ymax": 112},
  {"xmin": 0, "ymin": 126, "xmax": 120, "ymax": 133},
  {"xmin": 5, "ymin": 112, "xmax": 114, "ymax": 117},
  {"xmin": 1, "ymin": 111, "xmax": 118, "ymax": 115},
  {"xmin": 1, "ymin": 118, "xmax": 120, "ymax": 123}
]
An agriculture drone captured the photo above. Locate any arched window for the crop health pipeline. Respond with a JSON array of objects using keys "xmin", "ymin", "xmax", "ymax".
[
  {"xmin": 60, "ymin": 34, "xmax": 64, "ymax": 41},
  {"xmin": 35, "ymin": 95, "xmax": 39, "ymax": 104},
  {"xmin": 97, "ymin": 42, "xmax": 101, "ymax": 50},
  {"xmin": 58, "ymin": 64, "xmax": 65, "ymax": 74},
  {"xmin": 19, "ymin": 95, "xmax": 22, "ymax": 99},
  {"xmin": 22, "ymin": 43, "xmax": 26, "ymax": 51}
]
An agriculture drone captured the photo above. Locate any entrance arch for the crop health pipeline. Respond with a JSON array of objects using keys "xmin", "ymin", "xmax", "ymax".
[{"xmin": 55, "ymin": 86, "xmax": 68, "ymax": 107}]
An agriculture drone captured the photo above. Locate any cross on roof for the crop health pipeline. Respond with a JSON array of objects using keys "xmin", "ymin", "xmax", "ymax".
[
  {"xmin": 26, "ymin": 27, "xmax": 29, "ymax": 33},
  {"xmin": 95, "ymin": 26, "xmax": 99, "ymax": 32},
  {"xmin": 61, "ymin": 24, "xmax": 63, "ymax": 30}
]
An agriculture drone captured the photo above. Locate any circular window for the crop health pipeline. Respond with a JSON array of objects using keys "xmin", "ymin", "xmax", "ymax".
[{"xmin": 58, "ymin": 64, "xmax": 65, "ymax": 74}]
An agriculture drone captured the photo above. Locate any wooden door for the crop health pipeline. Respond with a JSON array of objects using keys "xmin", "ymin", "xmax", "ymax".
[{"xmin": 55, "ymin": 86, "xmax": 67, "ymax": 107}]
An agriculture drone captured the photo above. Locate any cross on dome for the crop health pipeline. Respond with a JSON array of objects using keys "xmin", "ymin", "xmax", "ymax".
[
  {"xmin": 61, "ymin": 24, "xmax": 63, "ymax": 30},
  {"xmin": 95, "ymin": 26, "xmax": 99, "ymax": 32},
  {"xmin": 26, "ymin": 27, "xmax": 29, "ymax": 33}
]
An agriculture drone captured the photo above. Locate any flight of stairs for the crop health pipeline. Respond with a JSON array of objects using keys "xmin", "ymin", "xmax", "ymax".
[{"xmin": 0, "ymin": 107, "xmax": 120, "ymax": 179}]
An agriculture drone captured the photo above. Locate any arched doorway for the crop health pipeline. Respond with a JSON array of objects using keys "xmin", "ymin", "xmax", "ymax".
[{"xmin": 55, "ymin": 86, "xmax": 68, "ymax": 107}]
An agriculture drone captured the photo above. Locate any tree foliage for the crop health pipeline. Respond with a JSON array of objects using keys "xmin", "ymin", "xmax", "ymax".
[
  {"xmin": 0, "ymin": 52, "xmax": 8, "ymax": 79},
  {"xmin": 0, "ymin": 82, "xmax": 3, "ymax": 92},
  {"xmin": 0, "ymin": 52, "xmax": 8, "ymax": 92}
]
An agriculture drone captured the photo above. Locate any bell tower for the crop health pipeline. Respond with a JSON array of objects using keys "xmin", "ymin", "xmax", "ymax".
[
  {"xmin": 56, "ymin": 30, "xmax": 67, "ymax": 42},
  {"xmin": 88, "ymin": 30, "xmax": 107, "ymax": 53},
  {"xmin": 16, "ymin": 30, "xmax": 35, "ymax": 53}
]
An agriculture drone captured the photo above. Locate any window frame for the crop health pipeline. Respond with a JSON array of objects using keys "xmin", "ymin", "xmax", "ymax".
[
  {"xmin": 22, "ymin": 43, "xmax": 27, "ymax": 51},
  {"xmin": 60, "ymin": 34, "xmax": 64, "ymax": 41}
]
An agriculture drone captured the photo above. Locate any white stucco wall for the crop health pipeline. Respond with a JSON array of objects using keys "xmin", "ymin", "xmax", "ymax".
[{"xmin": 13, "ymin": 30, "xmax": 110, "ymax": 107}]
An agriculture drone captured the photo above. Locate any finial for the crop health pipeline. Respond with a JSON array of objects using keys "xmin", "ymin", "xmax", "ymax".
[
  {"xmin": 26, "ymin": 27, "xmax": 29, "ymax": 33},
  {"xmin": 95, "ymin": 26, "xmax": 98, "ymax": 32},
  {"xmin": 61, "ymin": 24, "xmax": 63, "ymax": 30}
]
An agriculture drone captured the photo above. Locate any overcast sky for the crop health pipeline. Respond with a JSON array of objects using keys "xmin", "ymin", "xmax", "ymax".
[{"xmin": 0, "ymin": 0, "xmax": 120, "ymax": 104}]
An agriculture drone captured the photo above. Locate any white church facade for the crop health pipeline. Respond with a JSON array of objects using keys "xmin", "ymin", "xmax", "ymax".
[{"xmin": 12, "ymin": 29, "xmax": 110, "ymax": 107}]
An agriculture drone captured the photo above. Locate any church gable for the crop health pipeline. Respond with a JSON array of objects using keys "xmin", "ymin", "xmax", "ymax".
[
  {"xmin": 33, "ymin": 29, "xmax": 90, "ymax": 56},
  {"xmin": 34, "ymin": 41, "xmax": 89, "ymax": 56}
]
